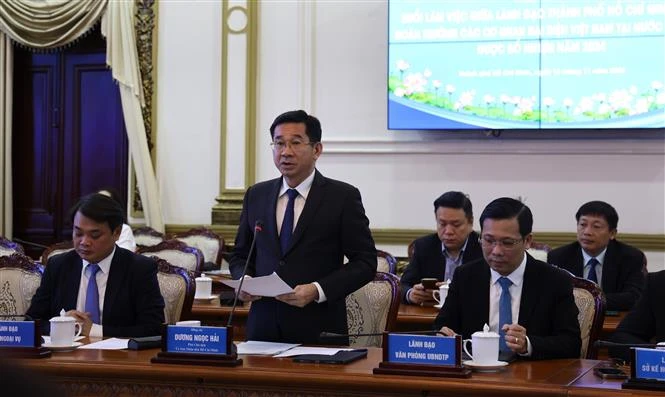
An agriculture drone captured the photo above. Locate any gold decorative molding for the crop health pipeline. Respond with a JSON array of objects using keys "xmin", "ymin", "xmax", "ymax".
[
  {"xmin": 213, "ymin": 0, "xmax": 258, "ymax": 226},
  {"xmin": 165, "ymin": 225, "xmax": 665, "ymax": 253},
  {"xmin": 130, "ymin": 0, "xmax": 158, "ymax": 217}
]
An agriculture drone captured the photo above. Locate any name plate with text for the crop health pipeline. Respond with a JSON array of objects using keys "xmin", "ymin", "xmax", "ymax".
[
  {"xmin": 166, "ymin": 325, "xmax": 228, "ymax": 355},
  {"xmin": 634, "ymin": 348, "xmax": 665, "ymax": 382},
  {"xmin": 0, "ymin": 321, "xmax": 35, "ymax": 347},
  {"xmin": 387, "ymin": 334, "xmax": 456, "ymax": 366}
]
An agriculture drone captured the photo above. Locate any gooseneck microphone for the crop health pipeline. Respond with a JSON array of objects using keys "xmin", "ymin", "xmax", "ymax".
[
  {"xmin": 227, "ymin": 220, "xmax": 263, "ymax": 328},
  {"xmin": 319, "ymin": 329, "xmax": 445, "ymax": 340},
  {"xmin": 594, "ymin": 340, "xmax": 660, "ymax": 348}
]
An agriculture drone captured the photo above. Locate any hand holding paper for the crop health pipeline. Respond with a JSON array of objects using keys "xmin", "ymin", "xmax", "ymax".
[{"xmin": 221, "ymin": 272, "xmax": 294, "ymax": 297}]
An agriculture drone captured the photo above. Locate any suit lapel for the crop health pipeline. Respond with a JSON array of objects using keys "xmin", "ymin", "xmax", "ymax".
[
  {"xmin": 518, "ymin": 255, "xmax": 539, "ymax": 326},
  {"xmin": 64, "ymin": 254, "xmax": 83, "ymax": 310},
  {"xmin": 285, "ymin": 170, "xmax": 325, "ymax": 255},
  {"xmin": 103, "ymin": 249, "xmax": 125, "ymax": 319},
  {"xmin": 572, "ymin": 243, "xmax": 585, "ymax": 277},
  {"xmin": 264, "ymin": 178, "xmax": 282, "ymax": 257},
  {"xmin": 601, "ymin": 240, "xmax": 619, "ymax": 290}
]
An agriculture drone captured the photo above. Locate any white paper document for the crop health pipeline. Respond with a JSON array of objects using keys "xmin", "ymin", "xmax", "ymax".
[
  {"xmin": 221, "ymin": 272, "xmax": 294, "ymax": 297},
  {"xmin": 42, "ymin": 335, "xmax": 85, "ymax": 344},
  {"xmin": 236, "ymin": 340, "xmax": 300, "ymax": 356},
  {"xmin": 273, "ymin": 347, "xmax": 353, "ymax": 358},
  {"xmin": 78, "ymin": 337, "xmax": 129, "ymax": 350}
]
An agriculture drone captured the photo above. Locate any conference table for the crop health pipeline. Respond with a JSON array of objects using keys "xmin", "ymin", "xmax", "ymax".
[
  {"xmin": 19, "ymin": 339, "xmax": 661, "ymax": 397},
  {"xmin": 191, "ymin": 299, "xmax": 627, "ymax": 341}
]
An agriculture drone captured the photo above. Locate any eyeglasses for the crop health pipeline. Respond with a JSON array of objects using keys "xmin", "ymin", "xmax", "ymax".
[
  {"xmin": 270, "ymin": 139, "xmax": 315, "ymax": 152},
  {"xmin": 479, "ymin": 235, "xmax": 524, "ymax": 249}
]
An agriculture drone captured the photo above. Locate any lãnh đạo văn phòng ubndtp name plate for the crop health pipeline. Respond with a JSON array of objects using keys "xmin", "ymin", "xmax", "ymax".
[
  {"xmin": 0, "ymin": 316, "xmax": 50, "ymax": 358},
  {"xmin": 373, "ymin": 333, "xmax": 471, "ymax": 378}
]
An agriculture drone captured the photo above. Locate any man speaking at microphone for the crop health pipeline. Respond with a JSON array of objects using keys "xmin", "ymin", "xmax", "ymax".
[{"xmin": 230, "ymin": 110, "xmax": 377, "ymax": 345}]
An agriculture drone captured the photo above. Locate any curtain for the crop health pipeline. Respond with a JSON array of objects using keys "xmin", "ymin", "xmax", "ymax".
[
  {"xmin": 0, "ymin": 33, "xmax": 11, "ymax": 238},
  {"xmin": 0, "ymin": 0, "xmax": 164, "ymax": 233}
]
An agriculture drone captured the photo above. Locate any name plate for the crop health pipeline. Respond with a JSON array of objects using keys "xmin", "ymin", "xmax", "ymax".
[
  {"xmin": 387, "ymin": 334, "xmax": 456, "ymax": 366},
  {"xmin": 166, "ymin": 325, "xmax": 228, "ymax": 355},
  {"xmin": 634, "ymin": 348, "xmax": 665, "ymax": 381},
  {"xmin": 0, "ymin": 321, "xmax": 35, "ymax": 347}
]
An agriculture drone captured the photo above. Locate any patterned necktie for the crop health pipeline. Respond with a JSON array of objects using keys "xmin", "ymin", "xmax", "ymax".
[
  {"xmin": 279, "ymin": 189, "xmax": 298, "ymax": 254},
  {"xmin": 85, "ymin": 264, "xmax": 101, "ymax": 324},
  {"xmin": 498, "ymin": 277, "xmax": 513, "ymax": 353},
  {"xmin": 587, "ymin": 258, "xmax": 599, "ymax": 283}
]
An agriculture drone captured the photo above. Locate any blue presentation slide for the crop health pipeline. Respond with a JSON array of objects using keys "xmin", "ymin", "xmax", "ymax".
[{"xmin": 388, "ymin": 0, "xmax": 665, "ymax": 130}]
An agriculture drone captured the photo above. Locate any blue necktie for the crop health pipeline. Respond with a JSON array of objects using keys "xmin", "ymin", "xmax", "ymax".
[
  {"xmin": 85, "ymin": 264, "xmax": 101, "ymax": 324},
  {"xmin": 280, "ymin": 189, "xmax": 298, "ymax": 254},
  {"xmin": 498, "ymin": 277, "xmax": 513, "ymax": 353},
  {"xmin": 587, "ymin": 258, "xmax": 599, "ymax": 283}
]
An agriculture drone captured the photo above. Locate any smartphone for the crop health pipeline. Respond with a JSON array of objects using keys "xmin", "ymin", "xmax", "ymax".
[
  {"xmin": 594, "ymin": 367, "xmax": 627, "ymax": 379},
  {"xmin": 421, "ymin": 278, "xmax": 438, "ymax": 290}
]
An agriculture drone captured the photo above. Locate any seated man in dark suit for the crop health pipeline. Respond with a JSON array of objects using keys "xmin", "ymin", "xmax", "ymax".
[
  {"xmin": 27, "ymin": 193, "xmax": 165, "ymax": 337},
  {"xmin": 609, "ymin": 270, "xmax": 665, "ymax": 361},
  {"xmin": 400, "ymin": 191, "xmax": 482, "ymax": 305},
  {"xmin": 435, "ymin": 197, "xmax": 581, "ymax": 360},
  {"xmin": 547, "ymin": 201, "xmax": 645, "ymax": 311}
]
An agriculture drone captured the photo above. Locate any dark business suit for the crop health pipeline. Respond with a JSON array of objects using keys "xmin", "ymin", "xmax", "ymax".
[
  {"xmin": 433, "ymin": 254, "xmax": 581, "ymax": 360},
  {"xmin": 27, "ymin": 247, "xmax": 165, "ymax": 337},
  {"xmin": 230, "ymin": 170, "xmax": 377, "ymax": 344},
  {"xmin": 609, "ymin": 270, "xmax": 665, "ymax": 360},
  {"xmin": 547, "ymin": 240, "xmax": 645, "ymax": 311},
  {"xmin": 400, "ymin": 231, "xmax": 483, "ymax": 303}
]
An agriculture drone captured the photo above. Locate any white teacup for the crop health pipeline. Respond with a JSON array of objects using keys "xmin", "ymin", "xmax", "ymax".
[
  {"xmin": 432, "ymin": 284, "xmax": 449, "ymax": 306},
  {"xmin": 195, "ymin": 274, "xmax": 212, "ymax": 299},
  {"xmin": 49, "ymin": 309, "xmax": 82, "ymax": 347},
  {"xmin": 463, "ymin": 324, "xmax": 500, "ymax": 364}
]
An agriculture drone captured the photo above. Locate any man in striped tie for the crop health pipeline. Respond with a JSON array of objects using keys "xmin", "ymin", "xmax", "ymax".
[{"xmin": 28, "ymin": 193, "xmax": 165, "ymax": 338}]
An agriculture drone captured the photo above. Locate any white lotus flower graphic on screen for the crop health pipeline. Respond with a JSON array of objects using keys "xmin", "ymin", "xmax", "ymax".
[
  {"xmin": 500, "ymin": 95, "xmax": 510, "ymax": 104},
  {"xmin": 563, "ymin": 98, "xmax": 573, "ymax": 115},
  {"xmin": 629, "ymin": 85, "xmax": 638, "ymax": 95},
  {"xmin": 459, "ymin": 91, "xmax": 474, "ymax": 107},
  {"xmin": 543, "ymin": 97, "xmax": 555, "ymax": 107},
  {"xmin": 634, "ymin": 98, "xmax": 649, "ymax": 114},
  {"xmin": 592, "ymin": 93, "xmax": 606, "ymax": 103},
  {"xmin": 657, "ymin": 92, "xmax": 665, "ymax": 106},
  {"xmin": 423, "ymin": 69, "xmax": 432, "ymax": 78},
  {"xmin": 598, "ymin": 103, "xmax": 611, "ymax": 115},
  {"xmin": 578, "ymin": 97, "xmax": 594, "ymax": 112},
  {"xmin": 403, "ymin": 73, "xmax": 427, "ymax": 93},
  {"xmin": 396, "ymin": 60, "xmax": 410, "ymax": 72},
  {"xmin": 483, "ymin": 94, "xmax": 495, "ymax": 105},
  {"xmin": 608, "ymin": 90, "xmax": 631, "ymax": 111},
  {"xmin": 394, "ymin": 87, "xmax": 406, "ymax": 97},
  {"xmin": 432, "ymin": 80, "xmax": 442, "ymax": 88},
  {"xmin": 652, "ymin": 81, "xmax": 663, "ymax": 91}
]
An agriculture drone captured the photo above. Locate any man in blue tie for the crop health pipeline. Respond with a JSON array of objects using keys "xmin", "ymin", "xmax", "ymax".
[
  {"xmin": 229, "ymin": 110, "xmax": 377, "ymax": 344},
  {"xmin": 547, "ymin": 201, "xmax": 645, "ymax": 311},
  {"xmin": 27, "ymin": 193, "xmax": 165, "ymax": 337},
  {"xmin": 435, "ymin": 197, "xmax": 581, "ymax": 360}
]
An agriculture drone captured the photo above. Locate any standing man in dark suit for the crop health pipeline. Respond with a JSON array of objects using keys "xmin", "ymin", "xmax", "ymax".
[
  {"xmin": 609, "ymin": 270, "xmax": 665, "ymax": 361},
  {"xmin": 435, "ymin": 197, "xmax": 581, "ymax": 360},
  {"xmin": 27, "ymin": 193, "xmax": 165, "ymax": 337},
  {"xmin": 547, "ymin": 201, "xmax": 645, "ymax": 311},
  {"xmin": 230, "ymin": 110, "xmax": 377, "ymax": 344},
  {"xmin": 400, "ymin": 191, "xmax": 483, "ymax": 305}
]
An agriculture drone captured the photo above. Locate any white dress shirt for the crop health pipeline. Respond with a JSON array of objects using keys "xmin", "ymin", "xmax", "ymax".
[
  {"xmin": 489, "ymin": 253, "xmax": 533, "ymax": 356},
  {"xmin": 275, "ymin": 170, "xmax": 327, "ymax": 302},
  {"xmin": 581, "ymin": 247, "xmax": 607, "ymax": 283},
  {"xmin": 76, "ymin": 247, "xmax": 116, "ymax": 337}
]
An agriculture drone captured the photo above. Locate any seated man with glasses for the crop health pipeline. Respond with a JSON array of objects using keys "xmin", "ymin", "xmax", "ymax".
[
  {"xmin": 400, "ymin": 191, "xmax": 483, "ymax": 305},
  {"xmin": 547, "ymin": 201, "xmax": 645, "ymax": 311},
  {"xmin": 435, "ymin": 197, "xmax": 581, "ymax": 360}
]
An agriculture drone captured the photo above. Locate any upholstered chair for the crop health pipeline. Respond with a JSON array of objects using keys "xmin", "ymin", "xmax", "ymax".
[
  {"xmin": 0, "ymin": 253, "xmax": 44, "ymax": 316},
  {"xmin": 153, "ymin": 257, "xmax": 195, "ymax": 324},
  {"xmin": 137, "ymin": 240, "xmax": 204, "ymax": 275}
]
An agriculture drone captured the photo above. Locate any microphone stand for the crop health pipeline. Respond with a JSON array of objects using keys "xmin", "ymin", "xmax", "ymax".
[{"xmin": 227, "ymin": 220, "xmax": 262, "ymax": 328}]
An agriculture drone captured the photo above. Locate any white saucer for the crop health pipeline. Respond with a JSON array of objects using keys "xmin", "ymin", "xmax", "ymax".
[
  {"xmin": 433, "ymin": 303, "xmax": 443, "ymax": 309},
  {"xmin": 194, "ymin": 294, "xmax": 219, "ymax": 301},
  {"xmin": 207, "ymin": 269, "xmax": 230, "ymax": 276},
  {"xmin": 462, "ymin": 360, "xmax": 509, "ymax": 372},
  {"xmin": 43, "ymin": 341, "xmax": 83, "ymax": 352}
]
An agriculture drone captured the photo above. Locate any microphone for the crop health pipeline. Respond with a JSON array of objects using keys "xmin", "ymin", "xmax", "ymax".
[
  {"xmin": 12, "ymin": 238, "xmax": 48, "ymax": 249},
  {"xmin": 319, "ymin": 329, "xmax": 444, "ymax": 340},
  {"xmin": 594, "ymin": 340, "xmax": 660, "ymax": 348},
  {"xmin": 226, "ymin": 220, "xmax": 263, "ymax": 328}
]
